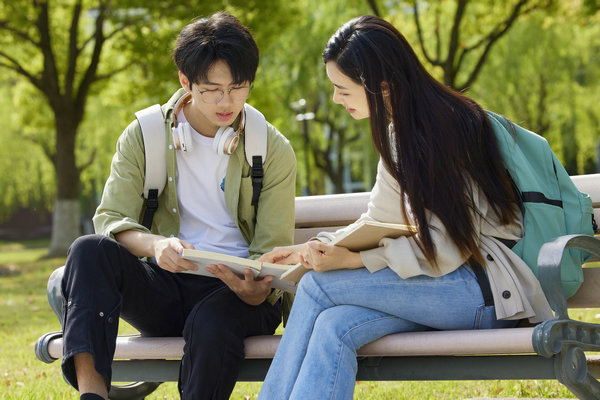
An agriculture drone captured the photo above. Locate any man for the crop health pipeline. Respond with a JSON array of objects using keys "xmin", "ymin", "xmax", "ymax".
[{"xmin": 50, "ymin": 12, "xmax": 296, "ymax": 400}]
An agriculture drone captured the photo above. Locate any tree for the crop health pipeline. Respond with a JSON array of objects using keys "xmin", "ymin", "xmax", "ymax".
[
  {"xmin": 399, "ymin": 0, "xmax": 556, "ymax": 90},
  {"xmin": 471, "ymin": 3, "xmax": 600, "ymax": 174},
  {"xmin": 255, "ymin": 0, "xmax": 378, "ymax": 195},
  {"xmin": 0, "ymin": 0, "xmax": 294, "ymax": 255},
  {"xmin": 0, "ymin": 0, "xmax": 148, "ymax": 255},
  {"xmin": 272, "ymin": 0, "xmax": 562, "ymax": 194}
]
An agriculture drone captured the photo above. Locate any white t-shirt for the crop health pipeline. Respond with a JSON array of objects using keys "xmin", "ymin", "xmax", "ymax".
[{"xmin": 175, "ymin": 110, "xmax": 249, "ymax": 258}]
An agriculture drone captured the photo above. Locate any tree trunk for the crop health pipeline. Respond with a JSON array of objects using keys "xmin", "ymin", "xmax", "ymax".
[
  {"xmin": 47, "ymin": 111, "xmax": 81, "ymax": 257},
  {"xmin": 47, "ymin": 199, "xmax": 80, "ymax": 257}
]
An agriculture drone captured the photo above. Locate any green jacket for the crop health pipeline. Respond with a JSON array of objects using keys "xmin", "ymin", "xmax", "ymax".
[{"xmin": 93, "ymin": 89, "xmax": 296, "ymax": 310}]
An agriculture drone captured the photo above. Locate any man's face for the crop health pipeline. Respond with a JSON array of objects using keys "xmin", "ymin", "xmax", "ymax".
[{"xmin": 179, "ymin": 60, "xmax": 251, "ymax": 137}]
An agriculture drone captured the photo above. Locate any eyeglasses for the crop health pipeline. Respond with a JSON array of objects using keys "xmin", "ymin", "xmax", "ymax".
[{"xmin": 196, "ymin": 85, "xmax": 253, "ymax": 104}]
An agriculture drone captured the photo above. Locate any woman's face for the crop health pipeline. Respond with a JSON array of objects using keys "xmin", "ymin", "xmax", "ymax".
[{"xmin": 325, "ymin": 61, "xmax": 369, "ymax": 120}]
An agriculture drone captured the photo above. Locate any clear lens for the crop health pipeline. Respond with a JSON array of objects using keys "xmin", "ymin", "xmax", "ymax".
[{"xmin": 199, "ymin": 86, "xmax": 253, "ymax": 104}]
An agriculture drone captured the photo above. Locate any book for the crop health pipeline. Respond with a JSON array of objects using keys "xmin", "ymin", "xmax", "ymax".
[
  {"xmin": 279, "ymin": 220, "xmax": 416, "ymax": 284},
  {"xmin": 180, "ymin": 249, "xmax": 298, "ymax": 293},
  {"xmin": 330, "ymin": 220, "xmax": 416, "ymax": 252}
]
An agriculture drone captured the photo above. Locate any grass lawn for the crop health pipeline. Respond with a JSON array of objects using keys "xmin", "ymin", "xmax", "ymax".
[{"xmin": 0, "ymin": 238, "xmax": 590, "ymax": 399}]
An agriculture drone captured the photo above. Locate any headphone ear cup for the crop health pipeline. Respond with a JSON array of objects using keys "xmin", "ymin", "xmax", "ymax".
[
  {"xmin": 172, "ymin": 125, "xmax": 182, "ymax": 151},
  {"xmin": 213, "ymin": 127, "xmax": 227, "ymax": 156},
  {"xmin": 213, "ymin": 126, "xmax": 239, "ymax": 155},
  {"xmin": 172, "ymin": 122, "xmax": 193, "ymax": 152},
  {"xmin": 180, "ymin": 123, "xmax": 192, "ymax": 152}
]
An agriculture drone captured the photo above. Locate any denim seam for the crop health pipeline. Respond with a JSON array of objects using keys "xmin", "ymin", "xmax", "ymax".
[
  {"xmin": 473, "ymin": 304, "xmax": 484, "ymax": 329},
  {"xmin": 328, "ymin": 315, "xmax": 398, "ymax": 400},
  {"xmin": 303, "ymin": 273, "xmax": 337, "ymax": 309}
]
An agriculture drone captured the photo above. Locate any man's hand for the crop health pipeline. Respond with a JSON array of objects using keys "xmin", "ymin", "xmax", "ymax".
[
  {"xmin": 153, "ymin": 237, "xmax": 197, "ymax": 273},
  {"xmin": 115, "ymin": 231, "xmax": 197, "ymax": 273},
  {"xmin": 206, "ymin": 264, "xmax": 273, "ymax": 305}
]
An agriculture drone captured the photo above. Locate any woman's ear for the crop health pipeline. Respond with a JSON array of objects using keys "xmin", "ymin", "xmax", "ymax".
[
  {"xmin": 381, "ymin": 81, "xmax": 393, "ymax": 118},
  {"xmin": 380, "ymin": 81, "xmax": 390, "ymax": 96}
]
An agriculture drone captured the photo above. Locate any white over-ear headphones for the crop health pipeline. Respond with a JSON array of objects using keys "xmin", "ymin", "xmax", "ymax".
[
  {"xmin": 212, "ymin": 107, "xmax": 245, "ymax": 156},
  {"xmin": 172, "ymin": 122, "xmax": 193, "ymax": 152},
  {"xmin": 171, "ymin": 92, "xmax": 245, "ymax": 155},
  {"xmin": 171, "ymin": 93, "xmax": 193, "ymax": 152}
]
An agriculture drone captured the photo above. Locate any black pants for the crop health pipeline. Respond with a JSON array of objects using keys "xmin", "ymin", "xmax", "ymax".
[{"xmin": 61, "ymin": 234, "xmax": 282, "ymax": 400}]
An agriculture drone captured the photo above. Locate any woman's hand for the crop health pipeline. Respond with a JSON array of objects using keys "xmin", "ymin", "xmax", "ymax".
[
  {"xmin": 258, "ymin": 243, "xmax": 309, "ymax": 265},
  {"xmin": 299, "ymin": 241, "xmax": 363, "ymax": 272}
]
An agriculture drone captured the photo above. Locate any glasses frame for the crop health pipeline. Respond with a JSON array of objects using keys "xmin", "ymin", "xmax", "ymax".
[{"xmin": 196, "ymin": 84, "xmax": 254, "ymax": 104}]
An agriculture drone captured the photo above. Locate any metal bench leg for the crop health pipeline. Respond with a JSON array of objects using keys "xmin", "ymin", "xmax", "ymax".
[
  {"xmin": 108, "ymin": 382, "xmax": 162, "ymax": 400},
  {"xmin": 555, "ymin": 344, "xmax": 600, "ymax": 400}
]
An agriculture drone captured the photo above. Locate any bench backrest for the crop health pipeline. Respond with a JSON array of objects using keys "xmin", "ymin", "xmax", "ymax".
[{"xmin": 292, "ymin": 174, "xmax": 600, "ymax": 308}]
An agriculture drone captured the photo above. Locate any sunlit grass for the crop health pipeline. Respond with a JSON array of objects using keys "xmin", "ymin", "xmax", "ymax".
[{"xmin": 0, "ymin": 239, "xmax": 586, "ymax": 399}]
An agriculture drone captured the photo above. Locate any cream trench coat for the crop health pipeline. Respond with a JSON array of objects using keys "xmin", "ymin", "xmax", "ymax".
[{"xmin": 317, "ymin": 160, "xmax": 553, "ymax": 323}]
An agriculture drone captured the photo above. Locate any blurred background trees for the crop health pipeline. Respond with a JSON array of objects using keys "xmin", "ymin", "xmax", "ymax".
[{"xmin": 1, "ymin": 0, "xmax": 598, "ymax": 255}]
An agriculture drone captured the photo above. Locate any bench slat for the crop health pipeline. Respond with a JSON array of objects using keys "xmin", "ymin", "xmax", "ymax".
[
  {"xmin": 46, "ymin": 328, "xmax": 536, "ymax": 361},
  {"xmin": 293, "ymin": 175, "xmax": 600, "ymax": 226},
  {"xmin": 295, "ymin": 192, "xmax": 369, "ymax": 228},
  {"xmin": 572, "ymin": 174, "xmax": 600, "ymax": 207}
]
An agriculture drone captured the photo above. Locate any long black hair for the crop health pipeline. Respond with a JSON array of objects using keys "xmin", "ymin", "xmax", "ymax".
[{"xmin": 323, "ymin": 15, "xmax": 519, "ymax": 267}]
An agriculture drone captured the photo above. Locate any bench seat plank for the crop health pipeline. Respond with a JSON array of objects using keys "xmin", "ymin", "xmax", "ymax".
[{"xmin": 46, "ymin": 327, "xmax": 537, "ymax": 360}]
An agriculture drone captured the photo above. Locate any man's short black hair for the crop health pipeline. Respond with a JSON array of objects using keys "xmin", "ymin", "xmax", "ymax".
[{"xmin": 173, "ymin": 12, "xmax": 259, "ymax": 87}]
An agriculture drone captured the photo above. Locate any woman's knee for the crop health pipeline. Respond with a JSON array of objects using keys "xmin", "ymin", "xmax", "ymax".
[
  {"xmin": 312, "ymin": 308, "xmax": 359, "ymax": 350},
  {"xmin": 297, "ymin": 270, "xmax": 330, "ymax": 296}
]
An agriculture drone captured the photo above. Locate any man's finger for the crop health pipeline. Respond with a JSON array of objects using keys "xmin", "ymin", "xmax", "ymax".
[{"xmin": 242, "ymin": 268, "xmax": 254, "ymax": 281}]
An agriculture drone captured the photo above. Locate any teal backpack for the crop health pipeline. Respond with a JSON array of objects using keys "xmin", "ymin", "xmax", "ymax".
[{"xmin": 487, "ymin": 111, "xmax": 596, "ymax": 298}]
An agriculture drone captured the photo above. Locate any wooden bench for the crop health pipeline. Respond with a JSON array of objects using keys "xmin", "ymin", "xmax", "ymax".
[{"xmin": 35, "ymin": 173, "xmax": 600, "ymax": 400}]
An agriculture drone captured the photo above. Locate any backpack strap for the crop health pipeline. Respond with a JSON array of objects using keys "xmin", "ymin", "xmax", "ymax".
[
  {"xmin": 135, "ymin": 104, "xmax": 167, "ymax": 230},
  {"xmin": 242, "ymin": 103, "xmax": 268, "ymax": 206}
]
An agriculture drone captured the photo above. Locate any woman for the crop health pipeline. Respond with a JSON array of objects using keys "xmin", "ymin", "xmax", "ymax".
[{"xmin": 258, "ymin": 15, "xmax": 552, "ymax": 400}]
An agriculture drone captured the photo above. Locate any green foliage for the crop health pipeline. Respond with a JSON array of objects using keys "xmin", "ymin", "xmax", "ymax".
[
  {"xmin": 470, "ymin": 5, "xmax": 600, "ymax": 174},
  {"xmin": 254, "ymin": 0, "xmax": 378, "ymax": 194},
  {"xmin": 390, "ymin": 0, "xmax": 556, "ymax": 90},
  {"xmin": 0, "ymin": 0, "xmax": 599, "ymax": 221},
  {"xmin": 0, "ymin": 79, "xmax": 55, "ymax": 221}
]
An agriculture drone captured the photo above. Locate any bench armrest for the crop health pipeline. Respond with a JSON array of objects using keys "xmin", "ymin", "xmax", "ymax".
[{"xmin": 537, "ymin": 234, "xmax": 600, "ymax": 320}]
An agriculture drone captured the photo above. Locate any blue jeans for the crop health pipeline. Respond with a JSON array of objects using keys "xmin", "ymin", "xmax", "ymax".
[{"xmin": 258, "ymin": 265, "xmax": 516, "ymax": 400}]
